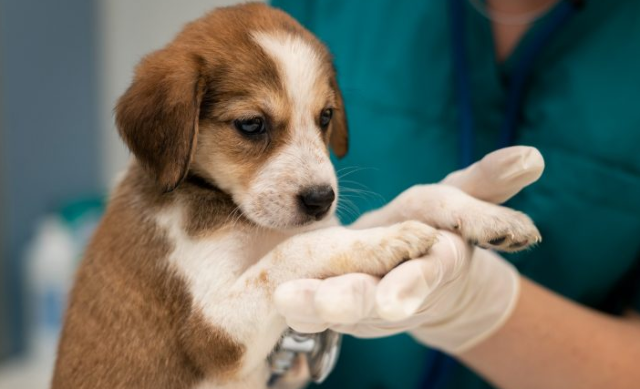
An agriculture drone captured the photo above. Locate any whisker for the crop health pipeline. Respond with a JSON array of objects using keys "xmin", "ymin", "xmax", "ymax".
[
  {"xmin": 337, "ymin": 197, "xmax": 361, "ymax": 217},
  {"xmin": 336, "ymin": 203, "xmax": 359, "ymax": 221},
  {"xmin": 339, "ymin": 181, "xmax": 387, "ymax": 204},
  {"xmin": 335, "ymin": 166, "xmax": 364, "ymax": 175},
  {"xmin": 337, "ymin": 166, "xmax": 378, "ymax": 180}
]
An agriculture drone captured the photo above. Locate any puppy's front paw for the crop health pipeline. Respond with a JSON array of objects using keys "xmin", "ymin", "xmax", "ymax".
[
  {"xmin": 454, "ymin": 205, "xmax": 541, "ymax": 252},
  {"xmin": 384, "ymin": 221, "xmax": 439, "ymax": 260},
  {"xmin": 338, "ymin": 221, "xmax": 438, "ymax": 277}
]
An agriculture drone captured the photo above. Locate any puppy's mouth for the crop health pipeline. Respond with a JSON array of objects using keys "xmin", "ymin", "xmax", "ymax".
[
  {"xmin": 293, "ymin": 210, "xmax": 332, "ymax": 226},
  {"xmin": 246, "ymin": 210, "xmax": 334, "ymax": 231},
  {"xmin": 243, "ymin": 185, "xmax": 337, "ymax": 231},
  {"xmin": 272, "ymin": 200, "xmax": 336, "ymax": 230}
]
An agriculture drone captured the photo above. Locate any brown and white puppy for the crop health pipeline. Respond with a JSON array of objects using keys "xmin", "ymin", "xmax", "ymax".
[{"xmin": 52, "ymin": 4, "xmax": 539, "ymax": 389}]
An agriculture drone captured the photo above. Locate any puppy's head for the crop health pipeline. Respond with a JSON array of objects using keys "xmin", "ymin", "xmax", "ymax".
[{"xmin": 116, "ymin": 3, "xmax": 348, "ymax": 230}]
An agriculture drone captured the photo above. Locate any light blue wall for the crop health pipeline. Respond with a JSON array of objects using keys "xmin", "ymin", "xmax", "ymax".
[{"xmin": 0, "ymin": 0, "xmax": 100, "ymax": 359}]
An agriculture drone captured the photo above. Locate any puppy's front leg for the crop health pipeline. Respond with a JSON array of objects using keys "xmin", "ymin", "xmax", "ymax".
[
  {"xmin": 182, "ymin": 221, "xmax": 437, "ymax": 387},
  {"xmin": 351, "ymin": 184, "xmax": 541, "ymax": 252}
]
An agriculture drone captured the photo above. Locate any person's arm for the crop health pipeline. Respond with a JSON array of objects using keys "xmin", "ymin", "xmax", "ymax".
[{"xmin": 459, "ymin": 277, "xmax": 640, "ymax": 389}]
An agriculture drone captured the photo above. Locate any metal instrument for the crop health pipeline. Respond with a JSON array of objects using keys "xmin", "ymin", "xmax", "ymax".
[{"xmin": 269, "ymin": 329, "xmax": 342, "ymax": 385}]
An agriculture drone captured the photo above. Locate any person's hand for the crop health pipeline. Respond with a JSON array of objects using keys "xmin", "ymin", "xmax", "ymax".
[{"xmin": 274, "ymin": 146, "xmax": 544, "ymax": 354}]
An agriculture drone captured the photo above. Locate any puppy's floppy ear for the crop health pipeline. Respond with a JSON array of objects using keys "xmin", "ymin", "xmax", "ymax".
[
  {"xmin": 329, "ymin": 70, "xmax": 349, "ymax": 158},
  {"xmin": 116, "ymin": 48, "xmax": 206, "ymax": 191}
]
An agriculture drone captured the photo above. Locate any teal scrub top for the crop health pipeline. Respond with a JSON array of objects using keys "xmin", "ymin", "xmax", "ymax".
[{"xmin": 270, "ymin": 1, "xmax": 640, "ymax": 388}]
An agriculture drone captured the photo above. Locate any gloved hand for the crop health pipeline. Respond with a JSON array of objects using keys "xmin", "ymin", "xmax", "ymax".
[{"xmin": 274, "ymin": 146, "xmax": 544, "ymax": 354}]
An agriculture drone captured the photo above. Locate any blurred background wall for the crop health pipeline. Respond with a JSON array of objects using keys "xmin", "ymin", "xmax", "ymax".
[
  {"xmin": 0, "ymin": 0, "xmax": 252, "ymax": 386},
  {"xmin": 0, "ymin": 0, "xmax": 101, "ymax": 360}
]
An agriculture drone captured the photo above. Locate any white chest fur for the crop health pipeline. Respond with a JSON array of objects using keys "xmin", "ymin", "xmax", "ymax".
[{"xmin": 155, "ymin": 204, "xmax": 291, "ymax": 296}]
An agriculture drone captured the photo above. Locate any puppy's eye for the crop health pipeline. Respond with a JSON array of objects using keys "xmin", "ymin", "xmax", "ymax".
[
  {"xmin": 234, "ymin": 117, "xmax": 266, "ymax": 136},
  {"xmin": 319, "ymin": 108, "xmax": 333, "ymax": 129}
]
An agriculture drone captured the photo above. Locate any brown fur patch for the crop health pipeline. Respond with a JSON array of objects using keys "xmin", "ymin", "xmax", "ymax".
[
  {"xmin": 179, "ymin": 174, "xmax": 251, "ymax": 238},
  {"xmin": 178, "ymin": 311, "xmax": 246, "ymax": 381},
  {"xmin": 116, "ymin": 52, "xmax": 207, "ymax": 192},
  {"xmin": 328, "ymin": 72, "xmax": 349, "ymax": 157},
  {"xmin": 52, "ymin": 165, "xmax": 245, "ymax": 388}
]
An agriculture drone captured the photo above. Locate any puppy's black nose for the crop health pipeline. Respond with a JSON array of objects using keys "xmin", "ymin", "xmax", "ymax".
[{"xmin": 298, "ymin": 186, "xmax": 335, "ymax": 219}]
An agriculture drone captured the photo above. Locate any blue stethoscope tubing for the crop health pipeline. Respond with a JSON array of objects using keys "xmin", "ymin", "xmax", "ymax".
[{"xmin": 421, "ymin": 0, "xmax": 583, "ymax": 388}]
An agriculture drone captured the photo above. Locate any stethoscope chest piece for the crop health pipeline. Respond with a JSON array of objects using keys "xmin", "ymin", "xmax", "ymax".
[{"xmin": 269, "ymin": 328, "xmax": 342, "ymax": 385}]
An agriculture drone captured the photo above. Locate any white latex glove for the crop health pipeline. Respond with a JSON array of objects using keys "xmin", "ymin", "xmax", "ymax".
[{"xmin": 274, "ymin": 146, "xmax": 544, "ymax": 354}]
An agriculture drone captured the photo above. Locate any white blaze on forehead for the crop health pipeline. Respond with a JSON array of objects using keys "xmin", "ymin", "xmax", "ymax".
[
  {"xmin": 241, "ymin": 31, "xmax": 337, "ymax": 229},
  {"xmin": 252, "ymin": 31, "xmax": 323, "ymax": 121}
]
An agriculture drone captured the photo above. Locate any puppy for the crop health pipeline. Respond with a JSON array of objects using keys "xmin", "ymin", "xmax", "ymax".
[{"xmin": 52, "ymin": 4, "xmax": 539, "ymax": 389}]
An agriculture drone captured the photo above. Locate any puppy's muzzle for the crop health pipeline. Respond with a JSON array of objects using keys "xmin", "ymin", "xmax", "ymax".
[{"xmin": 298, "ymin": 185, "xmax": 335, "ymax": 219}]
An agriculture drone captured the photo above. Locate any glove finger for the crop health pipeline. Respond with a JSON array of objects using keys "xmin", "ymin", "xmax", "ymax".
[
  {"xmin": 329, "ymin": 322, "xmax": 406, "ymax": 338},
  {"xmin": 274, "ymin": 279, "xmax": 324, "ymax": 323},
  {"xmin": 375, "ymin": 232, "xmax": 468, "ymax": 321},
  {"xmin": 314, "ymin": 273, "xmax": 380, "ymax": 324},
  {"xmin": 442, "ymin": 146, "xmax": 544, "ymax": 204},
  {"xmin": 285, "ymin": 319, "xmax": 330, "ymax": 334},
  {"xmin": 375, "ymin": 258, "xmax": 442, "ymax": 321}
]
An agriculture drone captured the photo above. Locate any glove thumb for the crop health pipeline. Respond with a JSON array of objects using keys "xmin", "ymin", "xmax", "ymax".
[{"xmin": 442, "ymin": 146, "xmax": 544, "ymax": 204}]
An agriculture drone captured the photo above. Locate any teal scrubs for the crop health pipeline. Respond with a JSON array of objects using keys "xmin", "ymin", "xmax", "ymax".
[{"xmin": 271, "ymin": 1, "xmax": 640, "ymax": 388}]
